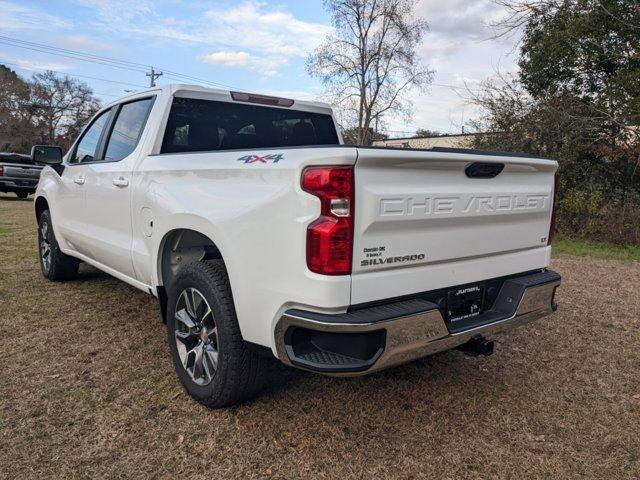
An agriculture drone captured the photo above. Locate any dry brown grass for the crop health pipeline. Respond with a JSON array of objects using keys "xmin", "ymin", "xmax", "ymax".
[{"xmin": 1, "ymin": 193, "xmax": 639, "ymax": 479}]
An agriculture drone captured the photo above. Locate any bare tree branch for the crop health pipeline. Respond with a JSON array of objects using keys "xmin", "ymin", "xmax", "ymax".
[{"xmin": 307, "ymin": 0, "xmax": 433, "ymax": 144}]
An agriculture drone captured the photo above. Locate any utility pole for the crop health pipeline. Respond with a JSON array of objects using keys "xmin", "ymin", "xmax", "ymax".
[{"xmin": 146, "ymin": 67, "xmax": 162, "ymax": 87}]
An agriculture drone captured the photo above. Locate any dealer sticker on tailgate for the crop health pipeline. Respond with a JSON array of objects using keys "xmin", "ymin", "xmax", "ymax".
[{"xmin": 447, "ymin": 285, "xmax": 484, "ymax": 322}]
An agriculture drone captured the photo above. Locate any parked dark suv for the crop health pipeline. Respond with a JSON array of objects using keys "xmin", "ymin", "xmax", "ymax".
[{"xmin": 0, "ymin": 152, "xmax": 43, "ymax": 198}]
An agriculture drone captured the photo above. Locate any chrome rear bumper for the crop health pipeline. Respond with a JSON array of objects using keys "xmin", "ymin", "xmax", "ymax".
[{"xmin": 274, "ymin": 270, "xmax": 560, "ymax": 375}]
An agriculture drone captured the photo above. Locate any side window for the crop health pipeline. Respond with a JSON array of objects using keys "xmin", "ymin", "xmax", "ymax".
[
  {"xmin": 104, "ymin": 97, "xmax": 154, "ymax": 161},
  {"xmin": 70, "ymin": 109, "xmax": 111, "ymax": 164}
]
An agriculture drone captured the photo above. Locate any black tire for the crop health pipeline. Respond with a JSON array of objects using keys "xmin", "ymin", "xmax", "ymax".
[
  {"xmin": 166, "ymin": 260, "xmax": 267, "ymax": 408},
  {"xmin": 38, "ymin": 210, "xmax": 80, "ymax": 281},
  {"xmin": 16, "ymin": 191, "xmax": 28, "ymax": 199}
]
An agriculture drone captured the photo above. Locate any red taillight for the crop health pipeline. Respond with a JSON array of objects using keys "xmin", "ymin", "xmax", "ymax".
[
  {"xmin": 302, "ymin": 166, "xmax": 354, "ymax": 275},
  {"xmin": 548, "ymin": 172, "xmax": 559, "ymax": 245},
  {"xmin": 0, "ymin": 166, "xmax": 3, "ymax": 176}
]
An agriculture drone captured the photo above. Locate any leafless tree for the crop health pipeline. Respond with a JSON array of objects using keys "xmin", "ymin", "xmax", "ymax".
[
  {"xmin": 308, "ymin": 0, "xmax": 433, "ymax": 145},
  {"xmin": 0, "ymin": 66, "xmax": 40, "ymax": 151},
  {"xmin": 30, "ymin": 71, "xmax": 100, "ymax": 148}
]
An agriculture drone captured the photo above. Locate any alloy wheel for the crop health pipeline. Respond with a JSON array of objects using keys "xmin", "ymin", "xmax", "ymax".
[
  {"xmin": 40, "ymin": 220, "xmax": 51, "ymax": 273},
  {"xmin": 174, "ymin": 287, "xmax": 219, "ymax": 385}
]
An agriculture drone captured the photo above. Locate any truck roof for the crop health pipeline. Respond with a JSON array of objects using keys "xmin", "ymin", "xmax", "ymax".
[{"xmin": 105, "ymin": 83, "xmax": 333, "ymax": 114}]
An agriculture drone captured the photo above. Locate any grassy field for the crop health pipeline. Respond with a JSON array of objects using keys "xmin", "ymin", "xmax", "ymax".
[
  {"xmin": 553, "ymin": 237, "xmax": 640, "ymax": 262},
  {"xmin": 1, "ymin": 194, "xmax": 639, "ymax": 479}
]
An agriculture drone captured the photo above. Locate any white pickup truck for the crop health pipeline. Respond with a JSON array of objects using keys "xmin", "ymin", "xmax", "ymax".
[{"xmin": 33, "ymin": 84, "xmax": 561, "ymax": 407}]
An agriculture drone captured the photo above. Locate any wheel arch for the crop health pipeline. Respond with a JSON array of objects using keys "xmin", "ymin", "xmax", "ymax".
[
  {"xmin": 157, "ymin": 228, "xmax": 225, "ymax": 289},
  {"xmin": 155, "ymin": 228, "xmax": 228, "ymax": 323},
  {"xmin": 35, "ymin": 196, "xmax": 49, "ymax": 222}
]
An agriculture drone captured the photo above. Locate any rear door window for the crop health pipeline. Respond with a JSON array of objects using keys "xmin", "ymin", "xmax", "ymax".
[
  {"xmin": 161, "ymin": 97, "xmax": 339, "ymax": 154},
  {"xmin": 104, "ymin": 97, "xmax": 155, "ymax": 161}
]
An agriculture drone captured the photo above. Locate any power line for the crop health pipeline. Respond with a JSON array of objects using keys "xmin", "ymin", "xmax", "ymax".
[
  {"xmin": 162, "ymin": 72, "xmax": 235, "ymax": 90},
  {"xmin": 0, "ymin": 58, "xmax": 146, "ymax": 89},
  {"xmin": 0, "ymin": 32, "xmax": 487, "ymax": 126},
  {"xmin": 0, "ymin": 59, "xmax": 141, "ymax": 100},
  {"xmin": 0, "ymin": 39, "xmax": 148, "ymax": 74},
  {"xmin": 0, "ymin": 34, "xmax": 240, "ymax": 91},
  {"xmin": 0, "ymin": 35, "xmax": 152, "ymax": 71},
  {"xmin": 0, "ymin": 33, "xmax": 488, "ymax": 99},
  {"xmin": 0, "ymin": 34, "xmax": 479, "ymax": 95}
]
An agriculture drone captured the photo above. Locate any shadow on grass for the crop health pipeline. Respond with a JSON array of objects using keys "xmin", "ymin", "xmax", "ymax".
[
  {"xmin": 75, "ymin": 264, "xmax": 113, "ymax": 281},
  {"xmin": 251, "ymin": 347, "xmax": 490, "ymax": 412},
  {"xmin": 61, "ymin": 261, "xmax": 515, "ymax": 412}
]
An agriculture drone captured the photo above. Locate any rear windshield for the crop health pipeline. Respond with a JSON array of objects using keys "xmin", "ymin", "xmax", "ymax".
[
  {"xmin": 161, "ymin": 97, "xmax": 339, "ymax": 153},
  {"xmin": 0, "ymin": 153, "xmax": 33, "ymax": 165}
]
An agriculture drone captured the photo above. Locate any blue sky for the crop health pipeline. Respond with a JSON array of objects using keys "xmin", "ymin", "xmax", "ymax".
[{"xmin": 0, "ymin": 0, "xmax": 520, "ymax": 136}]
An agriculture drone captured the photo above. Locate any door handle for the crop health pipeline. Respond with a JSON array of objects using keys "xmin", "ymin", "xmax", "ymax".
[
  {"xmin": 112, "ymin": 177, "xmax": 129, "ymax": 188},
  {"xmin": 74, "ymin": 177, "xmax": 85, "ymax": 185}
]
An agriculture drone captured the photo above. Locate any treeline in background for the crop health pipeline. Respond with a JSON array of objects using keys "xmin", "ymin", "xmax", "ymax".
[
  {"xmin": 470, "ymin": 0, "xmax": 639, "ymax": 245},
  {"xmin": 0, "ymin": 65, "xmax": 99, "ymax": 154}
]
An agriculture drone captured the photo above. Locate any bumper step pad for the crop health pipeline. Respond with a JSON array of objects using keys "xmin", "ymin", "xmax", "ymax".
[{"xmin": 296, "ymin": 350, "xmax": 364, "ymax": 367}]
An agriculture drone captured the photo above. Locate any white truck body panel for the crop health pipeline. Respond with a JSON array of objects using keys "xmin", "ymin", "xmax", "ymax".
[
  {"xmin": 351, "ymin": 148, "xmax": 556, "ymax": 304},
  {"xmin": 35, "ymin": 84, "xmax": 558, "ymax": 357},
  {"xmin": 132, "ymin": 147, "xmax": 356, "ymax": 347}
]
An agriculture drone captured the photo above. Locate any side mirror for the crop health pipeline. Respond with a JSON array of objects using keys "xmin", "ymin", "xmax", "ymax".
[{"xmin": 31, "ymin": 145, "xmax": 63, "ymax": 165}]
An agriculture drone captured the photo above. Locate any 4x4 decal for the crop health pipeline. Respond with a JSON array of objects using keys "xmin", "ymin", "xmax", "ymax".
[{"xmin": 237, "ymin": 153, "xmax": 284, "ymax": 164}]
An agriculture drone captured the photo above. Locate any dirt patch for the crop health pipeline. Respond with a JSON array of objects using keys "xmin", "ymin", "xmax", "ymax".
[{"xmin": 1, "ymin": 194, "xmax": 639, "ymax": 479}]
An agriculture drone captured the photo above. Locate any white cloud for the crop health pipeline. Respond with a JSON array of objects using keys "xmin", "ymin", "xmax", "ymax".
[
  {"xmin": 71, "ymin": 0, "xmax": 330, "ymax": 76},
  {"xmin": 61, "ymin": 35, "xmax": 115, "ymax": 52},
  {"xmin": 418, "ymin": 0, "xmax": 509, "ymax": 41},
  {"xmin": 373, "ymin": 0, "xmax": 522, "ymax": 135},
  {"xmin": 420, "ymin": 41, "xmax": 460, "ymax": 61},
  {"xmin": 261, "ymin": 88, "xmax": 321, "ymax": 101},
  {"xmin": 201, "ymin": 2, "xmax": 330, "ymax": 57},
  {"xmin": 0, "ymin": 1, "xmax": 71, "ymax": 31},
  {"xmin": 202, "ymin": 50, "xmax": 289, "ymax": 78},
  {"xmin": 0, "ymin": 55, "xmax": 71, "ymax": 72},
  {"xmin": 381, "ymin": 84, "xmax": 479, "ymax": 136},
  {"xmin": 415, "ymin": 0, "xmax": 518, "ymax": 66},
  {"xmin": 203, "ymin": 51, "xmax": 252, "ymax": 68},
  {"xmin": 72, "ymin": 0, "xmax": 154, "ymax": 25}
]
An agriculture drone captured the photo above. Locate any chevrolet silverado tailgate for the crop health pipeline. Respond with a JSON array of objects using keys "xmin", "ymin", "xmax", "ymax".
[{"xmin": 351, "ymin": 147, "xmax": 558, "ymax": 304}]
